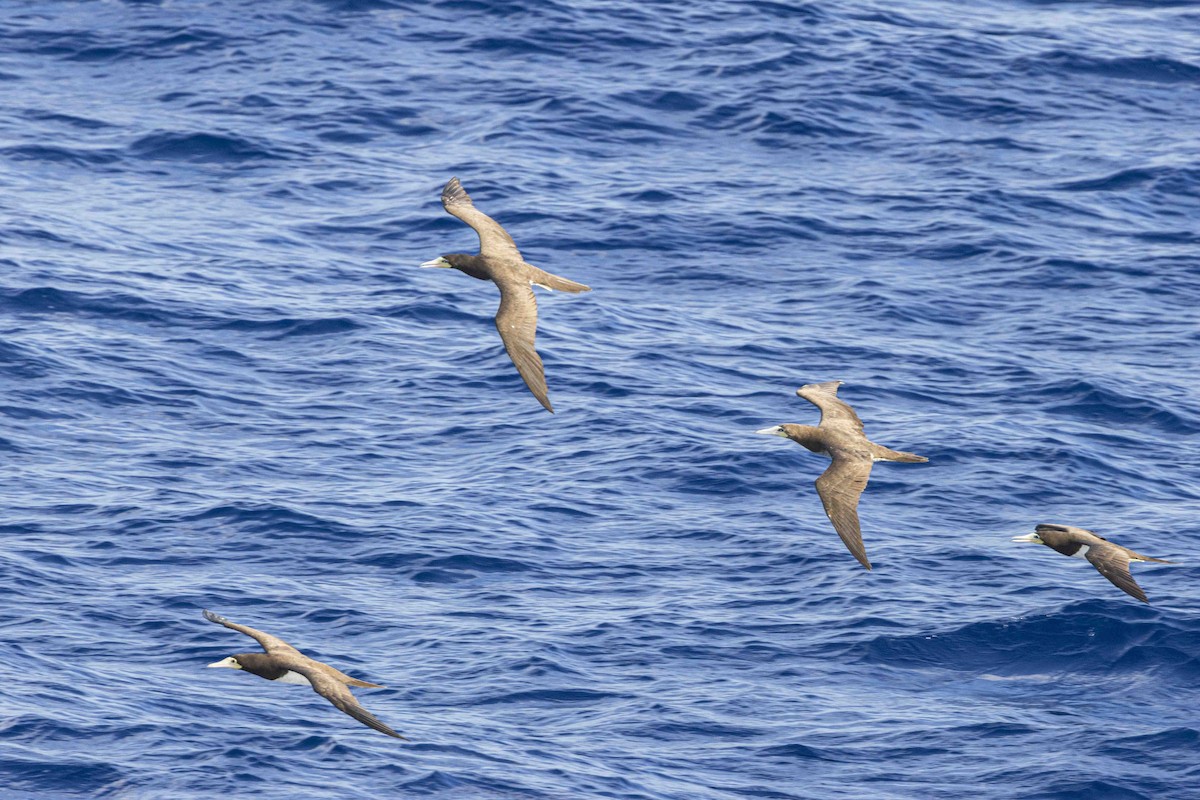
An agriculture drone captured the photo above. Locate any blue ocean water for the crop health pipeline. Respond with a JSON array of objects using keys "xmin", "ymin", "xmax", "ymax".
[{"xmin": 2, "ymin": 0, "xmax": 1199, "ymax": 797}]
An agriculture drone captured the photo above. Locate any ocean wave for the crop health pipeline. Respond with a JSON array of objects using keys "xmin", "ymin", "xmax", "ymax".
[
  {"xmin": 128, "ymin": 131, "xmax": 296, "ymax": 164},
  {"xmin": 1020, "ymin": 51, "xmax": 1200, "ymax": 84},
  {"xmin": 3, "ymin": 0, "xmax": 1200, "ymax": 797},
  {"xmin": 855, "ymin": 601, "xmax": 1200, "ymax": 681}
]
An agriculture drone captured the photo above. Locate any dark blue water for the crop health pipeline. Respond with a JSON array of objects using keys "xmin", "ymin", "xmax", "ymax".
[{"xmin": 2, "ymin": 0, "xmax": 1199, "ymax": 797}]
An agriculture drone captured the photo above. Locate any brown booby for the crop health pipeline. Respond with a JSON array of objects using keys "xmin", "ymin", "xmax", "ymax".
[
  {"xmin": 1012, "ymin": 524, "xmax": 1174, "ymax": 603},
  {"xmin": 203, "ymin": 610, "xmax": 406, "ymax": 739},
  {"xmin": 756, "ymin": 381, "xmax": 928, "ymax": 570},
  {"xmin": 421, "ymin": 176, "xmax": 591, "ymax": 413}
]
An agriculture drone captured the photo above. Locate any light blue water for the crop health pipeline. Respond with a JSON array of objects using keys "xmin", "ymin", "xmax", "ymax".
[{"xmin": 1, "ymin": 1, "xmax": 1199, "ymax": 798}]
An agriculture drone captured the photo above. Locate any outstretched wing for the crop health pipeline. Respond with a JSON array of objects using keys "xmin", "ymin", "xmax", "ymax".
[
  {"xmin": 203, "ymin": 610, "xmax": 301, "ymax": 656},
  {"xmin": 813, "ymin": 456, "xmax": 875, "ymax": 570},
  {"xmin": 1085, "ymin": 546, "xmax": 1148, "ymax": 603},
  {"xmin": 441, "ymin": 177, "xmax": 523, "ymax": 261},
  {"xmin": 796, "ymin": 381, "xmax": 864, "ymax": 433},
  {"xmin": 292, "ymin": 664, "xmax": 408, "ymax": 739},
  {"xmin": 495, "ymin": 281, "xmax": 552, "ymax": 413}
]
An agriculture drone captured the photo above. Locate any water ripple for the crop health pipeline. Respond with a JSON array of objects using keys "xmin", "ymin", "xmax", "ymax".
[{"xmin": 2, "ymin": 0, "xmax": 1199, "ymax": 799}]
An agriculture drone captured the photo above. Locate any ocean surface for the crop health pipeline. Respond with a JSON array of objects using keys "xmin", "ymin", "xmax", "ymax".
[{"xmin": 2, "ymin": 0, "xmax": 1199, "ymax": 797}]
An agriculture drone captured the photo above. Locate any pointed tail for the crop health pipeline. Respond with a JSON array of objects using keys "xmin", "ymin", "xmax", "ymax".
[
  {"xmin": 874, "ymin": 446, "xmax": 927, "ymax": 463},
  {"xmin": 325, "ymin": 666, "xmax": 385, "ymax": 688},
  {"xmin": 528, "ymin": 266, "xmax": 591, "ymax": 293}
]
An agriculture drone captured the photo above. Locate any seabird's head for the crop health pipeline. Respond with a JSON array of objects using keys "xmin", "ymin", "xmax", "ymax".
[
  {"xmin": 755, "ymin": 423, "xmax": 827, "ymax": 453},
  {"xmin": 421, "ymin": 253, "xmax": 489, "ymax": 280},
  {"xmin": 207, "ymin": 655, "xmax": 245, "ymax": 670},
  {"xmin": 756, "ymin": 424, "xmax": 811, "ymax": 441},
  {"xmin": 755, "ymin": 425, "xmax": 790, "ymax": 438},
  {"xmin": 1012, "ymin": 532, "xmax": 1044, "ymax": 545}
]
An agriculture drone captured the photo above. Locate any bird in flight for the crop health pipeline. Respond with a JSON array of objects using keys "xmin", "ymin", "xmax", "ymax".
[
  {"xmin": 422, "ymin": 176, "xmax": 591, "ymax": 413},
  {"xmin": 1012, "ymin": 524, "xmax": 1174, "ymax": 603},
  {"xmin": 203, "ymin": 610, "xmax": 406, "ymax": 739},
  {"xmin": 757, "ymin": 381, "xmax": 927, "ymax": 570}
]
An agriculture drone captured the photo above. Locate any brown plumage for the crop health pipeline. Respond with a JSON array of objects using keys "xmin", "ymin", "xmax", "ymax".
[
  {"xmin": 1012, "ymin": 524, "xmax": 1174, "ymax": 603},
  {"xmin": 421, "ymin": 177, "xmax": 590, "ymax": 413},
  {"xmin": 203, "ymin": 610, "xmax": 406, "ymax": 739},
  {"xmin": 756, "ymin": 381, "xmax": 928, "ymax": 570}
]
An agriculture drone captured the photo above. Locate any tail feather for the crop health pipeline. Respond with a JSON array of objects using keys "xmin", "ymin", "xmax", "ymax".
[
  {"xmin": 528, "ymin": 266, "xmax": 591, "ymax": 293},
  {"xmin": 874, "ymin": 446, "xmax": 927, "ymax": 463},
  {"xmin": 321, "ymin": 664, "xmax": 386, "ymax": 688}
]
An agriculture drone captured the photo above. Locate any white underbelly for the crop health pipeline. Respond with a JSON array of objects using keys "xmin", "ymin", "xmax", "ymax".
[
  {"xmin": 1070, "ymin": 545, "xmax": 1090, "ymax": 560},
  {"xmin": 275, "ymin": 670, "xmax": 312, "ymax": 686}
]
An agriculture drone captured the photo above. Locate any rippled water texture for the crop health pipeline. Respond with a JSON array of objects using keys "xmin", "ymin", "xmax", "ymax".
[{"xmin": 2, "ymin": 0, "xmax": 1199, "ymax": 798}]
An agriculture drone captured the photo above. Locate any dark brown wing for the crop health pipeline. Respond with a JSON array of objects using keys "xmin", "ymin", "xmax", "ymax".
[
  {"xmin": 495, "ymin": 280, "xmax": 552, "ymax": 413},
  {"xmin": 796, "ymin": 381, "xmax": 865, "ymax": 433},
  {"xmin": 1085, "ymin": 545, "xmax": 1149, "ymax": 603},
  {"xmin": 203, "ymin": 610, "xmax": 300, "ymax": 656},
  {"xmin": 440, "ymin": 177, "xmax": 523, "ymax": 261},
  {"xmin": 291, "ymin": 663, "xmax": 408, "ymax": 739},
  {"xmin": 813, "ymin": 456, "xmax": 875, "ymax": 570}
]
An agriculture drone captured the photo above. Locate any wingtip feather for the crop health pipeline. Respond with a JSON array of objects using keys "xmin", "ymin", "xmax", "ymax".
[{"xmin": 441, "ymin": 176, "xmax": 471, "ymax": 206}]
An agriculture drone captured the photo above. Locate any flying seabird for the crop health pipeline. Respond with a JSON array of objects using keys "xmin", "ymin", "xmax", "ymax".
[
  {"xmin": 421, "ymin": 176, "xmax": 591, "ymax": 413},
  {"xmin": 755, "ymin": 381, "xmax": 928, "ymax": 570},
  {"xmin": 203, "ymin": 610, "xmax": 406, "ymax": 739},
  {"xmin": 1012, "ymin": 524, "xmax": 1174, "ymax": 603}
]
